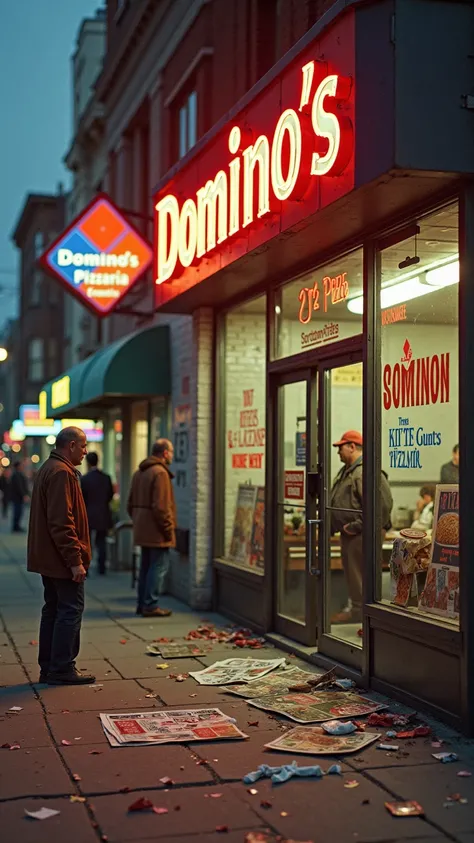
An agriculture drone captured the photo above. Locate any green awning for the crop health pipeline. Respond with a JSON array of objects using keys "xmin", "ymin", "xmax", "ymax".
[{"xmin": 41, "ymin": 325, "xmax": 170, "ymax": 418}]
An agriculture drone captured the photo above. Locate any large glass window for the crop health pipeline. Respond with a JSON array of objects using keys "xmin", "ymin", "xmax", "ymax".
[
  {"xmin": 378, "ymin": 203, "xmax": 459, "ymax": 626},
  {"xmin": 275, "ymin": 249, "xmax": 363, "ymax": 358},
  {"xmin": 222, "ymin": 295, "xmax": 266, "ymax": 572}
]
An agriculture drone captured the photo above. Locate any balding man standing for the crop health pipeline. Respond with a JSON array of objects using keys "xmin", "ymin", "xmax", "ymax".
[
  {"xmin": 128, "ymin": 439, "xmax": 175, "ymax": 617},
  {"xmin": 27, "ymin": 427, "xmax": 95, "ymax": 685}
]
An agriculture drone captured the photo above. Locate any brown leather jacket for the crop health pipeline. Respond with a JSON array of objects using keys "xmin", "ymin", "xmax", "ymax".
[
  {"xmin": 27, "ymin": 451, "xmax": 91, "ymax": 578},
  {"xmin": 127, "ymin": 456, "xmax": 176, "ymax": 548}
]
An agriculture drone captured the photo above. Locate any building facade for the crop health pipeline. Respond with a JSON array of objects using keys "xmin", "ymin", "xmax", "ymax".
[{"xmin": 40, "ymin": 0, "xmax": 474, "ymax": 733}]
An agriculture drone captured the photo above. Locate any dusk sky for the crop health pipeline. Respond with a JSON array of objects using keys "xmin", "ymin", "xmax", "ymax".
[{"xmin": 0, "ymin": 0, "xmax": 102, "ymax": 331}]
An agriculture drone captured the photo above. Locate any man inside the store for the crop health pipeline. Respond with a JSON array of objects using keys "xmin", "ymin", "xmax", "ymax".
[{"xmin": 330, "ymin": 431, "xmax": 393, "ymax": 626}]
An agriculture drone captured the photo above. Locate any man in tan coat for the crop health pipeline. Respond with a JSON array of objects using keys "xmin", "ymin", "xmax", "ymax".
[
  {"xmin": 27, "ymin": 427, "xmax": 95, "ymax": 685},
  {"xmin": 127, "ymin": 439, "xmax": 176, "ymax": 617}
]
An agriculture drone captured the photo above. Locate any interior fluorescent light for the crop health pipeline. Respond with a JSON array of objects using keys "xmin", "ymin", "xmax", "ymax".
[{"xmin": 346, "ymin": 259, "xmax": 459, "ymax": 315}]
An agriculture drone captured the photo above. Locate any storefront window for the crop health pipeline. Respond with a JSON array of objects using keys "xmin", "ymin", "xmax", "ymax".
[
  {"xmin": 275, "ymin": 249, "xmax": 363, "ymax": 358},
  {"xmin": 378, "ymin": 203, "xmax": 459, "ymax": 626},
  {"xmin": 222, "ymin": 295, "xmax": 266, "ymax": 572}
]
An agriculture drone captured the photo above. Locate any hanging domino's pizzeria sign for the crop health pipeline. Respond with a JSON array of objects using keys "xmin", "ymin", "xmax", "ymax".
[
  {"xmin": 154, "ymin": 13, "xmax": 355, "ymax": 306},
  {"xmin": 39, "ymin": 194, "xmax": 153, "ymax": 316}
]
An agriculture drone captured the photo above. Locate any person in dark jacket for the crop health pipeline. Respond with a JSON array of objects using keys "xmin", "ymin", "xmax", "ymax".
[
  {"xmin": 80, "ymin": 452, "xmax": 114, "ymax": 575},
  {"xmin": 330, "ymin": 430, "xmax": 393, "ymax": 625},
  {"xmin": 0, "ymin": 468, "xmax": 10, "ymax": 518},
  {"xmin": 127, "ymin": 439, "xmax": 175, "ymax": 617},
  {"xmin": 10, "ymin": 461, "xmax": 29, "ymax": 533},
  {"xmin": 27, "ymin": 426, "xmax": 95, "ymax": 686},
  {"xmin": 440, "ymin": 444, "xmax": 459, "ymax": 485}
]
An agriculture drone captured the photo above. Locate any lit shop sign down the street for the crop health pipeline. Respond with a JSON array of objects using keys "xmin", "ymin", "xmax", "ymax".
[
  {"xmin": 40, "ymin": 195, "xmax": 153, "ymax": 316},
  {"xmin": 154, "ymin": 14, "xmax": 355, "ymax": 303}
]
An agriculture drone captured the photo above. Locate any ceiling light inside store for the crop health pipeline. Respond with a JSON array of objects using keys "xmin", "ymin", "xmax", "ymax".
[{"xmin": 346, "ymin": 259, "xmax": 459, "ymax": 315}]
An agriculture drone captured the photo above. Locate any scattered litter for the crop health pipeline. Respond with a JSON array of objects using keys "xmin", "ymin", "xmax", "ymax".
[
  {"xmin": 385, "ymin": 800, "xmax": 425, "ymax": 817},
  {"xmin": 189, "ymin": 693, "xmax": 197, "ymax": 698},
  {"xmin": 190, "ymin": 657, "xmax": 286, "ymax": 686},
  {"xmin": 128, "ymin": 798, "xmax": 154, "ymax": 812},
  {"xmin": 377, "ymin": 744, "xmax": 399, "ymax": 751},
  {"xmin": 29, "ymin": 640, "xmax": 38, "ymax": 645},
  {"xmin": 209, "ymin": 793, "xmax": 222, "ymax": 798},
  {"xmin": 145, "ymin": 693, "xmax": 157, "ymax": 699},
  {"xmin": 9, "ymin": 706, "xmax": 22, "ymax": 712},
  {"xmin": 247, "ymin": 691, "xmax": 386, "ymax": 723},
  {"xmin": 89, "ymin": 750, "xmax": 102, "ymax": 755},
  {"xmin": 247, "ymin": 721, "xmax": 259, "ymax": 727},
  {"xmin": 153, "ymin": 807, "xmax": 168, "ymax": 815},
  {"xmin": 386, "ymin": 731, "xmax": 397, "ymax": 739},
  {"xmin": 396, "ymin": 727, "xmax": 430, "ymax": 739},
  {"xmin": 244, "ymin": 761, "xmax": 327, "ymax": 785},
  {"xmin": 280, "ymin": 811, "xmax": 289, "ymax": 817},
  {"xmin": 344, "ymin": 780, "xmax": 360, "ymax": 789},
  {"xmin": 74, "ymin": 737, "xmax": 82, "ymax": 741},
  {"xmin": 9, "ymin": 744, "xmax": 21, "ymax": 750},
  {"xmin": 367, "ymin": 712, "xmax": 411, "ymax": 728},
  {"xmin": 25, "ymin": 807, "xmax": 60, "ymax": 821},
  {"xmin": 215, "ymin": 825, "xmax": 229, "ymax": 833},
  {"xmin": 61, "ymin": 740, "xmax": 72, "ymax": 746},
  {"xmin": 458, "ymin": 771, "xmax": 472, "ymax": 777},
  {"xmin": 186, "ymin": 623, "xmax": 266, "ymax": 649},
  {"xmin": 226, "ymin": 667, "xmax": 319, "ymax": 699},
  {"xmin": 156, "ymin": 663, "xmax": 169, "ymax": 670},
  {"xmin": 69, "ymin": 796, "xmax": 86, "ymax": 803},
  {"xmin": 433, "ymin": 752, "xmax": 458, "ymax": 763},
  {"xmin": 264, "ymin": 726, "xmax": 381, "ymax": 755},
  {"xmin": 159, "ymin": 776, "xmax": 174, "ymax": 786},
  {"xmin": 90, "ymin": 684, "xmax": 103, "ymax": 690},
  {"xmin": 432, "ymin": 741, "xmax": 443, "ymax": 748},
  {"xmin": 147, "ymin": 642, "xmax": 208, "ymax": 658},
  {"xmin": 119, "ymin": 639, "xmax": 128, "ymax": 645},
  {"xmin": 260, "ymin": 800, "xmax": 272, "ymax": 808},
  {"xmin": 72, "ymin": 773, "xmax": 81, "ymax": 781},
  {"xmin": 327, "ymin": 764, "xmax": 342, "ymax": 775},
  {"xmin": 248, "ymin": 788, "xmax": 258, "ymax": 795},
  {"xmin": 100, "ymin": 708, "xmax": 248, "ymax": 747},
  {"xmin": 322, "ymin": 720, "xmax": 357, "ymax": 735},
  {"xmin": 175, "ymin": 674, "xmax": 187, "ymax": 682}
]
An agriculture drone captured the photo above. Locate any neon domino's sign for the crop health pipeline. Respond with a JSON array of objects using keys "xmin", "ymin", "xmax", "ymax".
[
  {"xmin": 56, "ymin": 249, "xmax": 140, "ymax": 298},
  {"xmin": 155, "ymin": 61, "xmax": 353, "ymax": 285}
]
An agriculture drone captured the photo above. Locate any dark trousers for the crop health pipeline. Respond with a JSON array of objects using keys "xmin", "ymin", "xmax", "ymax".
[
  {"xmin": 38, "ymin": 576, "xmax": 85, "ymax": 676},
  {"xmin": 92, "ymin": 529, "xmax": 107, "ymax": 574},
  {"xmin": 12, "ymin": 500, "xmax": 23, "ymax": 532}
]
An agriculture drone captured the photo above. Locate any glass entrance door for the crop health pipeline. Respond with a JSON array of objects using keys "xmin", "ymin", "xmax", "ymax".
[
  {"xmin": 274, "ymin": 370, "xmax": 319, "ymax": 645},
  {"xmin": 272, "ymin": 354, "xmax": 364, "ymax": 660}
]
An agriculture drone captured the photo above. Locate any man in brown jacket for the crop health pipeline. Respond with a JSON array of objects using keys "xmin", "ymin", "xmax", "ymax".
[
  {"xmin": 27, "ymin": 427, "xmax": 95, "ymax": 685},
  {"xmin": 127, "ymin": 439, "xmax": 175, "ymax": 617}
]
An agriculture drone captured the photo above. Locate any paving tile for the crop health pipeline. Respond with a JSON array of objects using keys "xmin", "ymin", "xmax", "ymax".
[
  {"xmin": 458, "ymin": 835, "xmax": 474, "ymax": 843},
  {"xmin": 37, "ymin": 679, "xmax": 160, "ymax": 714},
  {"xmin": 0, "ymin": 746, "xmax": 73, "ymax": 798},
  {"xmin": 90, "ymin": 786, "xmax": 262, "ymax": 840},
  {"xmin": 0, "ymin": 712, "xmax": 51, "ymax": 748},
  {"xmin": 0, "ymin": 664, "xmax": 28, "ymax": 686},
  {"xmin": 24, "ymin": 659, "xmax": 121, "ymax": 683},
  {"xmin": 345, "ymin": 733, "xmax": 449, "ymax": 771},
  {"xmin": 131, "ymin": 833, "xmax": 270, "ymax": 843},
  {"xmin": 0, "ymin": 646, "xmax": 21, "ymax": 664},
  {"xmin": 94, "ymin": 641, "xmax": 151, "ymax": 660},
  {"xmin": 0, "ymin": 685, "xmax": 43, "ymax": 715},
  {"xmin": 48, "ymin": 710, "xmax": 113, "ymax": 746},
  {"xmin": 233, "ymin": 774, "xmax": 443, "ymax": 843},
  {"xmin": 0, "ymin": 798, "xmax": 97, "ymax": 843},
  {"xmin": 16, "ymin": 642, "xmax": 104, "ymax": 662},
  {"xmin": 136, "ymin": 677, "xmax": 247, "ymax": 707},
  {"xmin": 81, "ymin": 627, "xmax": 141, "ymax": 644},
  {"xmin": 0, "ymin": 632, "xmax": 10, "ymax": 646},
  {"xmin": 60, "ymin": 742, "xmax": 214, "ymax": 793},
  {"xmin": 194, "ymin": 728, "xmax": 353, "ymax": 781},
  {"xmin": 107, "ymin": 656, "xmax": 200, "ymax": 680},
  {"xmin": 370, "ymin": 763, "xmax": 474, "ymax": 836}
]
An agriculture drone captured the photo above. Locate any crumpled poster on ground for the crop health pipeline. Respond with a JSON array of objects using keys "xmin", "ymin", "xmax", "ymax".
[
  {"xmin": 189, "ymin": 657, "xmax": 286, "ymax": 686},
  {"xmin": 146, "ymin": 642, "xmax": 209, "ymax": 658},
  {"xmin": 100, "ymin": 708, "xmax": 248, "ymax": 747},
  {"xmin": 224, "ymin": 667, "xmax": 319, "ymax": 698},
  {"xmin": 264, "ymin": 725, "xmax": 381, "ymax": 755},
  {"xmin": 247, "ymin": 691, "xmax": 387, "ymax": 723}
]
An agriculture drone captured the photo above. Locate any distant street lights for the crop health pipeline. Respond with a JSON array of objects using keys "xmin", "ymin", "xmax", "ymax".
[{"xmin": 0, "ymin": 348, "xmax": 8, "ymax": 362}]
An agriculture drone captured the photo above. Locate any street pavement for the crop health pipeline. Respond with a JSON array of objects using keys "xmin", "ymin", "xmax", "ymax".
[{"xmin": 1, "ymin": 520, "xmax": 474, "ymax": 843}]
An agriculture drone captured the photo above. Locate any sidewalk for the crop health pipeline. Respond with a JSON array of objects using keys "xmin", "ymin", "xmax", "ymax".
[{"xmin": 0, "ymin": 523, "xmax": 473, "ymax": 843}]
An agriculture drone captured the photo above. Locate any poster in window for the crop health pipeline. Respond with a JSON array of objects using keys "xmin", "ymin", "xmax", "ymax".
[
  {"xmin": 249, "ymin": 486, "xmax": 265, "ymax": 570},
  {"xmin": 419, "ymin": 485, "xmax": 459, "ymax": 619},
  {"xmin": 228, "ymin": 485, "xmax": 258, "ymax": 567}
]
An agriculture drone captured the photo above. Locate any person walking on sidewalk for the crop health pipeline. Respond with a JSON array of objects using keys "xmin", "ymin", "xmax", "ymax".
[
  {"xmin": 81, "ymin": 452, "xmax": 114, "ymax": 575},
  {"xmin": 127, "ymin": 439, "xmax": 175, "ymax": 618},
  {"xmin": 27, "ymin": 426, "xmax": 95, "ymax": 685},
  {"xmin": 0, "ymin": 467, "xmax": 11, "ymax": 519},
  {"xmin": 10, "ymin": 461, "xmax": 29, "ymax": 533}
]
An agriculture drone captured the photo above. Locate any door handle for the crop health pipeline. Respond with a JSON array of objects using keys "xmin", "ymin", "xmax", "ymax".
[{"xmin": 306, "ymin": 518, "xmax": 322, "ymax": 576}]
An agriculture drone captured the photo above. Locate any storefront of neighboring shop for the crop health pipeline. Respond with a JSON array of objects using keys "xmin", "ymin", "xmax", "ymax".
[{"xmin": 152, "ymin": 0, "xmax": 474, "ymax": 733}]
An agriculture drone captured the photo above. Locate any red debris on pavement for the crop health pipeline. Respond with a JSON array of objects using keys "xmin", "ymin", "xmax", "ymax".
[
  {"xmin": 185, "ymin": 623, "xmax": 265, "ymax": 648},
  {"xmin": 367, "ymin": 712, "xmax": 412, "ymax": 728},
  {"xmin": 396, "ymin": 727, "xmax": 431, "ymax": 739},
  {"xmin": 215, "ymin": 825, "xmax": 229, "ymax": 833},
  {"xmin": 128, "ymin": 797, "xmax": 154, "ymax": 812}
]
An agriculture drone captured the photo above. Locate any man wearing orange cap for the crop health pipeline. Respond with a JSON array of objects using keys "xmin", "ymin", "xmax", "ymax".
[{"xmin": 330, "ymin": 430, "xmax": 392, "ymax": 625}]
